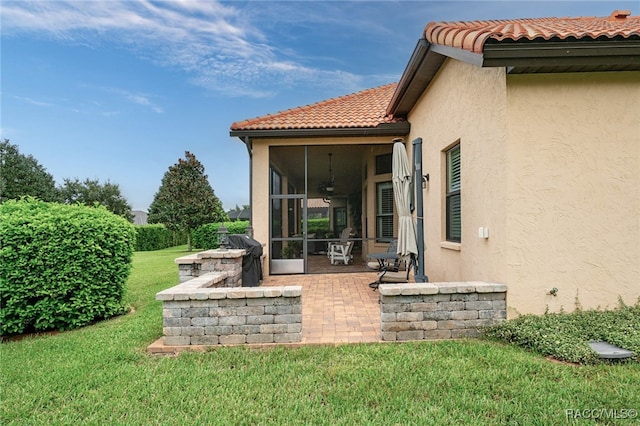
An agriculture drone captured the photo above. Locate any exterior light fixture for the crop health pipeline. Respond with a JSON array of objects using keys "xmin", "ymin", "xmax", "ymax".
[
  {"xmin": 325, "ymin": 153, "xmax": 335, "ymax": 192},
  {"xmin": 217, "ymin": 224, "xmax": 229, "ymax": 250},
  {"xmin": 319, "ymin": 153, "xmax": 335, "ymax": 199}
]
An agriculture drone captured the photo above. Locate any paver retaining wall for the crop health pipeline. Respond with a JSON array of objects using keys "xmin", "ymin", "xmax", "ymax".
[
  {"xmin": 156, "ymin": 273, "xmax": 302, "ymax": 346},
  {"xmin": 379, "ymin": 282, "xmax": 507, "ymax": 341}
]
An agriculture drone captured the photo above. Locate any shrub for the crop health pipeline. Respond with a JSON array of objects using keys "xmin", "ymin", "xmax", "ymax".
[
  {"xmin": 134, "ymin": 224, "xmax": 187, "ymax": 251},
  {"xmin": 0, "ymin": 199, "xmax": 136, "ymax": 336},
  {"xmin": 307, "ymin": 218, "xmax": 330, "ymax": 236},
  {"xmin": 191, "ymin": 221, "xmax": 249, "ymax": 250},
  {"xmin": 485, "ymin": 301, "xmax": 640, "ymax": 364},
  {"xmin": 134, "ymin": 224, "xmax": 169, "ymax": 251}
]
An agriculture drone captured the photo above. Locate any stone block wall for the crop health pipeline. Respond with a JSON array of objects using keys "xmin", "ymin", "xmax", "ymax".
[
  {"xmin": 379, "ymin": 282, "xmax": 506, "ymax": 341},
  {"xmin": 156, "ymin": 275, "xmax": 302, "ymax": 346},
  {"xmin": 175, "ymin": 249, "xmax": 244, "ymax": 286}
]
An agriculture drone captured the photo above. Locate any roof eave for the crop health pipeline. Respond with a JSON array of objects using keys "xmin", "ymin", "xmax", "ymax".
[
  {"xmin": 388, "ymin": 37, "xmax": 640, "ymax": 116},
  {"xmin": 229, "ymin": 121, "xmax": 410, "ymax": 139},
  {"xmin": 386, "ymin": 39, "xmax": 448, "ymax": 117}
]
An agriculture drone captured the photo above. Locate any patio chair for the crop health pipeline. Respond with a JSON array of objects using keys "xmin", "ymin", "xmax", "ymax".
[
  {"xmin": 366, "ymin": 239, "xmax": 401, "ymax": 271},
  {"xmin": 329, "ymin": 240, "xmax": 354, "ymax": 265},
  {"xmin": 327, "ymin": 227, "xmax": 352, "ymax": 258},
  {"xmin": 368, "ymin": 253, "xmax": 415, "ymax": 290}
]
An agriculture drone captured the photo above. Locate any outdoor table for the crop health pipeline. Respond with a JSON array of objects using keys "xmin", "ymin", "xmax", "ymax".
[{"xmin": 367, "ymin": 252, "xmax": 399, "ymax": 272}]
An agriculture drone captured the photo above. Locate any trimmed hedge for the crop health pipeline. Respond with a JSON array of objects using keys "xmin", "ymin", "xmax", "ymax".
[
  {"xmin": 0, "ymin": 199, "xmax": 136, "ymax": 336},
  {"xmin": 192, "ymin": 221, "xmax": 249, "ymax": 250},
  {"xmin": 307, "ymin": 218, "xmax": 330, "ymax": 236},
  {"xmin": 134, "ymin": 224, "xmax": 186, "ymax": 251}
]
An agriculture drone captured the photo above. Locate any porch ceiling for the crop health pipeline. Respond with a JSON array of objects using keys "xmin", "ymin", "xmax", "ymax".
[{"xmin": 271, "ymin": 144, "xmax": 378, "ymax": 199}]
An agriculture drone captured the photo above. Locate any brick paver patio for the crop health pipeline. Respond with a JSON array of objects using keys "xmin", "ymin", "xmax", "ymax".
[
  {"xmin": 148, "ymin": 271, "xmax": 383, "ymax": 354},
  {"xmin": 263, "ymin": 272, "xmax": 381, "ymax": 345}
]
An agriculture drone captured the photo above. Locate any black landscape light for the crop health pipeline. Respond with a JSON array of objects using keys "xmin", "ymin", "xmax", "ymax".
[{"xmin": 217, "ymin": 224, "xmax": 229, "ymax": 250}]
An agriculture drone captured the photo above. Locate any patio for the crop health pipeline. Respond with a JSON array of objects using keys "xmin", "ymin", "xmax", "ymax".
[
  {"xmin": 150, "ymin": 264, "xmax": 507, "ymax": 354},
  {"xmin": 149, "ymin": 271, "xmax": 385, "ymax": 354},
  {"xmin": 262, "ymin": 272, "xmax": 382, "ymax": 345},
  {"xmin": 305, "ymin": 250, "xmax": 371, "ymax": 274}
]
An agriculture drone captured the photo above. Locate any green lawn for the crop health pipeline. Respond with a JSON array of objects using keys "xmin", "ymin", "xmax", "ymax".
[{"xmin": 2, "ymin": 246, "xmax": 639, "ymax": 425}]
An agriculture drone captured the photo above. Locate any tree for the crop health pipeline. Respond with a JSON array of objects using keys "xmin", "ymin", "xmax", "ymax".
[
  {"xmin": 148, "ymin": 151, "xmax": 227, "ymax": 251},
  {"xmin": 58, "ymin": 178, "xmax": 133, "ymax": 221},
  {"xmin": 0, "ymin": 139, "xmax": 58, "ymax": 202}
]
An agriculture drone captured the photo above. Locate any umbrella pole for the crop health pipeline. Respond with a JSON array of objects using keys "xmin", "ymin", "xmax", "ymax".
[{"xmin": 412, "ymin": 137, "xmax": 428, "ymax": 282}]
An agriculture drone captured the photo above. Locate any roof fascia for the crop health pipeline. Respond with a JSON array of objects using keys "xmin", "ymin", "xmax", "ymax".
[
  {"xmin": 386, "ymin": 39, "xmax": 447, "ymax": 117},
  {"xmin": 229, "ymin": 122, "xmax": 410, "ymax": 139},
  {"xmin": 483, "ymin": 39, "xmax": 640, "ymax": 68}
]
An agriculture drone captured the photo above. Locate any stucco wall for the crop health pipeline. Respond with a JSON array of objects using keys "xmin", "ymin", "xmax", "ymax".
[
  {"xmin": 505, "ymin": 72, "xmax": 640, "ymax": 314},
  {"xmin": 407, "ymin": 59, "xmax": 509, "ymax": 286},
  {"xmin": 252, "ymin": 141, "xmax": 270, "ymax": 275},
  {"xmin": 408, "ymin": 59, "xmax": 639, "ymax": 316}
]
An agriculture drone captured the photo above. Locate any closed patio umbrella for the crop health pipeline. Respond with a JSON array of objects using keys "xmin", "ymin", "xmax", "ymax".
[{"xmin": 392, "ymin": 140, "xmax": 418, "ymax": 258}]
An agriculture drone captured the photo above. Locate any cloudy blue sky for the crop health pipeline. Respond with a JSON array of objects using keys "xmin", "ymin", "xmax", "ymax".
[{"xmin": 2, "ymin": 1, "xmax": 635, "ymax": 211}]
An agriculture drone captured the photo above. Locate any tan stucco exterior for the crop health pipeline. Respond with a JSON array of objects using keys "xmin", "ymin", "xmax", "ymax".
[
  {"xmin": 407, "ymin": 59, "xmax": 509, "ymax": 286},
  {"xmin": 504, "ymin": 72, "xmax": 640, "ymax": 315},
  {"xmin": 407, "ymin": 58, "xmax": 640, "ymax": 315}
]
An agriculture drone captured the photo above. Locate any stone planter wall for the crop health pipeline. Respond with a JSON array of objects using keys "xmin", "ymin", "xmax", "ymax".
[
  {"xmin": 175, "ymin": 249, "xmax": 244, "ymax": 286},
  {"xmin": 156, "ymin": 273, "xmax": 302, "ymax": 346},
  {"xmin": 379, "ymin": 282, "xmax": 506, "ymax": 341}
]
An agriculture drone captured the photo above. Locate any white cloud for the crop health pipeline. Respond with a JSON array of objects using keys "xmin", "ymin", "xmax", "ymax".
[
  {"xmin": 85, "ymin": 85, "xmax": 164, "ymax": 114},
  {"xmin": 1, "ymin": 0, "xmax": 365, "ymax": 98},
  {"xmin": 12, "ymin": 95, "xmax": 55, "ymax": 108},
  {"xmin": 100, "ymin": 111, "xmax": 120, "ymax": 117},
  {"xmin": 124, "ymin": 93, "xmax": 164, "ymax": 114}
]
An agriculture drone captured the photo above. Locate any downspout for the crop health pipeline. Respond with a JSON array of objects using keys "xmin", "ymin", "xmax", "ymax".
[
  {"xmin": 242, "ymin": 136, "xmax": 254, "ymax": 236},
  {"xmin": 412, "ymin": 137, "xmax": 428, "ymax": 282}
]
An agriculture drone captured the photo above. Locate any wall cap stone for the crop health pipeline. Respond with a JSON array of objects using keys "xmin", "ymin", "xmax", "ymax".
[
  {"xmin": 474, "ymin": 282, "xmax": 508, "ymax": 293},
  {"xmin": 173, "ymin": 254, "xmax": 203, "ymax": 265},
  {"xmin": 379, "ymin": 282, "xmax": 506, "ymax": 296},
  {"xmin": 197, "ymin": 249, "xmax": 246, "ymax": 259},
  {"xmin": 283, "ymin": 286, "xmax": 302, "ymax": 297},
  {"xmin": 243, "ymin": 288, "xmax": 265, "ymax": 298},
  {"xmin": 156, "ymin": 272, "xmax": 302, "ymax": 301},
  {"xmin": 175, "ymin": 249, "xmax": 246, "ymax": 264},
  {"xmin": 379, "ymin": 286, "xmax": 402, "ymax": 296}
]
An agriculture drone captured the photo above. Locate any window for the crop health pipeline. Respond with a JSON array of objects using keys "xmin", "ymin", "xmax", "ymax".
[
  {"xmin": 334, "ymin": 207, "xmax": 347, "ymax": 235},
  {"xmin": 376, "ymin": 181, "xmax": 394, "ymax": 241},
  {"xmin": 446, "ymin": 144, "xmax": 461, "ymax": 242},
  {"xmin": 375, "ymin": 153, "xmax": 392, "ymax": 175}
]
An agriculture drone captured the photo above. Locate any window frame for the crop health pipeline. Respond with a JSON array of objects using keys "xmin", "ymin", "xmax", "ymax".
[
  {"xmin": 375, "ymin": 153, "xmax": 392, "ymax": 175},
  {"xmin": 376, "ymin": 181, "xmax": 394, "ymax": 242},
  {"xmin": 445, "ymin": 144, "xmax": 461, "ymax": 243}
]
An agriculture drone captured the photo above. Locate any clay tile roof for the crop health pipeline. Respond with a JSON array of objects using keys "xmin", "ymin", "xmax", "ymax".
[
  {"xmin": 424, "ymin": 10, "xmax": 640, "ymax": 53},
  {"xmin": 230, "ymin": 83, "xmax": 400, "ymax": 131}
]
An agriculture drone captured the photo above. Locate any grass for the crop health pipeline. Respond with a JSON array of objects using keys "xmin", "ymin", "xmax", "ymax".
[{"xmin": 2, "ymin": 246, "xmax": 639, "ymax": 425}]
